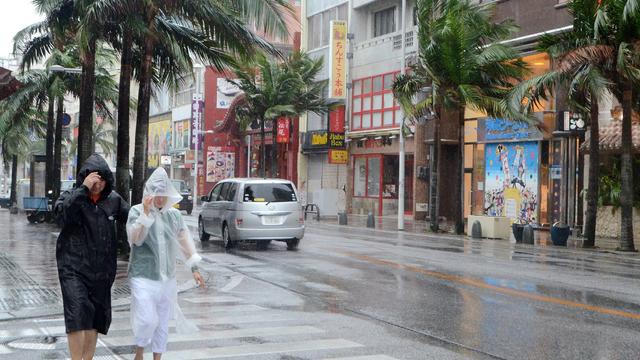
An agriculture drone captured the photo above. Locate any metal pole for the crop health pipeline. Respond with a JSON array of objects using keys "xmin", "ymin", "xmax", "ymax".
[
  {"xmin": 398, "ymin": 0, "xmax": 407, "ymax": 231},
  {"xmin": 193, "ymin": 67, "xmax": 202, "ymax": 207},
  {"xmin": 247, "ymin": 135, "xmax": 251, "ymax": 177}
]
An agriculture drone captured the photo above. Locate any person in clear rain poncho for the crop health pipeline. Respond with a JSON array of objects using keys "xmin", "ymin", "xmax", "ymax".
[{"xmin": 126, "ymin": 168, "xmax": 205, "ymax": 360}]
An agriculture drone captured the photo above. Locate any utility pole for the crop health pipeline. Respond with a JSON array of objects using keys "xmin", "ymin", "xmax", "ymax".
[{"xmin": 398, "ymin": 0, "xmax": 407, "ymax": 231}]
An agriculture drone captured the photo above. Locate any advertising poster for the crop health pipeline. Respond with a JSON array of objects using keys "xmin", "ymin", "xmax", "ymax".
[
  {"xmin": 329, "ymin": 20, "xmax": 347, "ymax": 99},
  {"xmin": 484, "ymin": 141, "xmax": 539, "ymax": 224},
  {"xmin": 191, "ymin": 94, "xmax": 204, "ymax": 150},
  {"xmin": 148, "ymin": 120, "xmax": 172, "ymax": 168},
  {"xmin": 216, "ymin": 78, "xmax": 240, "ymax": 109},
  {"xmin": 206, "ymin": 146, "xmax": 235, "ymax": 183}
]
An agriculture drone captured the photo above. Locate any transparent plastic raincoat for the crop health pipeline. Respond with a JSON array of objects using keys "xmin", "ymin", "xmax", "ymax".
[{"xmin": 126, "ymin": 168, "xmax": 201, "ymax": 343}]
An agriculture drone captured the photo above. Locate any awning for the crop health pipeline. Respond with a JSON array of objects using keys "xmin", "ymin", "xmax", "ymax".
[
  {"xmin": 0, "ymin": 67, "xmax": 21, "ymax": 101},
  {"xmin": 581, "ymin": 120, "xmax": 640, "ymax": 155}
]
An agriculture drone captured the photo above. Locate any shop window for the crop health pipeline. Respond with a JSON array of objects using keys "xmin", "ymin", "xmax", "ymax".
[
  {"xmin": 383, "ymin": 155, "xmax": 399, "ymax": 198},
  {"xmin": 367, "ymin": 157, "xmax": 381, "ymax": 196},
  {"xmin": 353, "ymin": 155, "xmax": 382, "ymax": 198},
  {"xmin": 352, "ymin": 72, "xmax": 401, "ymax": 130},
  {"xmin": 354, "ymin": 157, "xmax": 366, "ymax": 196}
]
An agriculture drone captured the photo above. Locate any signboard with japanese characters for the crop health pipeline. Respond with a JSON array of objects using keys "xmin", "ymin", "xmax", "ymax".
[
  {"xmin": 329, "ymin": 20, "xmax": 347, "ymax": 99},
  {"xmin": 191, "ymin": 94, "xmax": 204, "ymax": 149},
  {"xmin": 328, "ymin": 149, "xmax": 348, "ymax": 164},
  {"xmin": 276, "ymin": 118, "xmax": 290, "ymax": 143}
]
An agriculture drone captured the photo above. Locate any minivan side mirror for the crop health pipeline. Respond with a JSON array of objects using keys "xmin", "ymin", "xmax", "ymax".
[{"xmin": 200, "ymin": 196, "xmax": 209, "ymax": 202}]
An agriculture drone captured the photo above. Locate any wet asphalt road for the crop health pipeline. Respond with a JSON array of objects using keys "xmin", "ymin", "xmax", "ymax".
[
  {"xmin": 1, "ymin": 209, "xmax": 640, "ymax": 359},
  {"xmin": 193, "ymin": 215, "xmax": 640, "ymax": 360}
]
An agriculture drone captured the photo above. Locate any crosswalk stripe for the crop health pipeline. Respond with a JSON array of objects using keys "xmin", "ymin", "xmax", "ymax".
[
  {"xmin": 120, "ymin": 339, "xmax": 363, "ymax": 360},
  {"xmin": 111, "ymin": 304, "xmax": 265, "ymax": 319},
  {"xmin": 0, "ymin": 345, "xmax": 11, "ymax": 354},
  {"xmin": 323, "ymin": 356, "xmax": 399, "ymax": 360},
  {"xmin": 38, "ymin": 313, "xmax": 297, "ymax": 335},
  {"xmin": 101, "ymin": 325, "xmax": 325, "ymax": 347},
  {"xmin": 183, "ymin": 296, "xmax": 243, "ymax": 304}
]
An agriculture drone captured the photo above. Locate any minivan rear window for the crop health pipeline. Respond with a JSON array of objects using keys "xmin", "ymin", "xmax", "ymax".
[{"xmin": 243, "ymin": 183, "xmax": 297, "ymax": 203}]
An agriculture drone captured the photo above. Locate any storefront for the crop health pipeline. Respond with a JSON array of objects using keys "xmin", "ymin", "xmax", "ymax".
[
  {"xmin": 349, "ymin": 136, "xmax": 414, "ymax": 217},
  {"xmin": 466, "ymin": 115, "xmax": 555, "ymax": 225}
]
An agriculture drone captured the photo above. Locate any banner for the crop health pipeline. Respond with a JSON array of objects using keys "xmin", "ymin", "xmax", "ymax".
[
  {"xmin": 276, "ymin": 118, "xmax": 290, "ymax": 143},
  {"xmin": 148, "ymin": 119, "xmax": 172, "ymax": 168},
  {"xmin": 206, "ymin": 146, "xmax": 235, "ymax": 183},
  {"xmin": 191, "ymin": 94, "xmax": 204, "ymax": 150},
  {"xmin": 329, "ymin": 20, "xmax": 347, "ymax": 99}
]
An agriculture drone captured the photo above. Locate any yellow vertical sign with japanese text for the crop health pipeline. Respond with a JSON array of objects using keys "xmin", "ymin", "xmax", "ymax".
[{"xmin": 329, "ymin": 20, "xmax": 347, "ymax": 99}]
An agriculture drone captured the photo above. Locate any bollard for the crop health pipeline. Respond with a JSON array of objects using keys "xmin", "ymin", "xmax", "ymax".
[
  {"xmin": 522, "ymin": 225, "xmax": 535, "ymax": 245},
  {"xmin": 366, "ymin": 212, "xmax": 375, "ymax": 228},
  {"xmin": 471, "ymin": 221, "xmax": 482, "ymax": 239},
  {"xmin": 338, "ymin": 212, "xmax": 348, "ymax": 225}
]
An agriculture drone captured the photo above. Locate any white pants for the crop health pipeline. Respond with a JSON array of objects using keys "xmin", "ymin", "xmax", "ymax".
[{"xmin": 130, "ymin": 277, "xmax": 177, "ymax": 353}]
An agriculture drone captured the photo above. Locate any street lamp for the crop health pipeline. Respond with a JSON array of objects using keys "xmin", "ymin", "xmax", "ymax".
[
  {"xmin": 193, "ymin": 129, "xmax": 214, "ymax": 207},
  {"xmin": 48, "ymin": 65, "xmax": 82, "ymax": 74}
]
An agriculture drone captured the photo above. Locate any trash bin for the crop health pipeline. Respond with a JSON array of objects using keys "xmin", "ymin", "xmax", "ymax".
[
  {"xmin": 512, "ymin": 223, "xmax": 525, "ymax": 243},
  {"xmin": 551, "ymin": 222, "xmax": 571, "ymax": 246}
]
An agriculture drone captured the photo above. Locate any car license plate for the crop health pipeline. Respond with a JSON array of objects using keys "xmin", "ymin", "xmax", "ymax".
[{"xmin": 262, "ymin": 216, "xmax": 282, "ymax": 225}]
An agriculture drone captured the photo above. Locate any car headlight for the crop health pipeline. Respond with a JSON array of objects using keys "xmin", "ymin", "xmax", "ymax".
[{"xmin": 188, "ymin": 196, "xmax": 193, "ymax": 200}]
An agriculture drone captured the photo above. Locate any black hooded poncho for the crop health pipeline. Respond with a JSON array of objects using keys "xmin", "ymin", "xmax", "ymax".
[{"xmin": 55, "ymin": 154, "xmax": 130, "ymax": 334}]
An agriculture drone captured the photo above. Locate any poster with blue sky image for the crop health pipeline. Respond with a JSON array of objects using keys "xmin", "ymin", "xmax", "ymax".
[{"xmin": 484, "ymin": 141, "xmax": 539, "ymax": 224}]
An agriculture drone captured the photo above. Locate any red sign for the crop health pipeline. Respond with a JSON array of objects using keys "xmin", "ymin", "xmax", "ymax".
[
  {"xmin": 329, "ymin": 107, "xmax": 345, "ymax": 133},
  {"xmin": 276, "ymin": 118, "xmax": 290, "ymax": 143}
]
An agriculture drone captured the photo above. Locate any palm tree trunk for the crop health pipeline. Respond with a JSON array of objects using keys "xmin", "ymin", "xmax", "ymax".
[
  {"xmin": 77, "ymin": 37, "xmax": 97, "ymax": 166},
  {"xmin": 456, "ymin": 106, "xmax": 465, "ymax": 234},
  {"xmin": 260, "ymin": 117, "xmax": 266, "ymax": 178},
  {"xmin": 10, "ymin": 155, "xmax": 18, "ymax": 209},
  {"xmin": 45, "ymin": 98, "xmax": 55, "ymax": 194},
  {"xmin": 53, "ymin": 96, "xmax": 64, "ymax": 199},
  {"xmin": 619, "ymin": 82, "xmax": 635, "ymax": 251},
  {"xmin": 583, "ymin": 98, "xmax": 599, "ymax": 247},
  {"xmin": 116, "ymin": 28, "xmax": 133, "ymax": 204},
  {"xmin": 131, "ymin": 34, "xmax": 156, "ymax": 205},
  {"xmin": 429, "ymin": 105, "xmax": 441, "ymax": 232}
]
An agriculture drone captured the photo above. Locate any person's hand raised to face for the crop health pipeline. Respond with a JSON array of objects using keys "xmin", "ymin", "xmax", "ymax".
[{"xmin": 83, "ymin": 172, "xmax": 106, "ymax": 195}]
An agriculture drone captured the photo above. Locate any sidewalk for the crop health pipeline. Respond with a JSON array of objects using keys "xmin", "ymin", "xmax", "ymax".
[
  {"xmin": 314, "ymin": 214, "xmax": 638, "ymax": 255},
  {"xmin": 0, "ymin": 210, "xmax": 197, "ymax": 322}
]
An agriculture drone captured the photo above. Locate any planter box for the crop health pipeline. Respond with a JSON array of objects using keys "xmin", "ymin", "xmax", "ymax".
[{"xmin": 467, "ymin": 215, "xmax": 511, "ymax": 240}]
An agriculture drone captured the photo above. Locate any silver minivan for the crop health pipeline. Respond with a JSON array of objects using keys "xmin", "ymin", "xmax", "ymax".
[{"xmin": 198, "ymin": 178, "xmax": 305, "ymax": 250}]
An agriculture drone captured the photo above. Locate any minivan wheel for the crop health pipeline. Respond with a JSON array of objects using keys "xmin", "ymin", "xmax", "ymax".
[
  {"xmin": 222, "ymin": 225, "xmax": 234, "ymax": 249},
  {"xmin": 198, "ymin": 218, "xmax": 210, "ymax": 242},
  {"xmin": 286, "ymin": 239, "xmax": 299, "ymax": 251}
]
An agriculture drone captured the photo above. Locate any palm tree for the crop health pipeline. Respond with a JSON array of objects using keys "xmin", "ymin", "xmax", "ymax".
[
  {"xmin": 398, "ymin": 0, "xmax": 529, "ymax": 233},
  {"xmin": 512, "ymin": 0, "xmax": 640, "ymax": 250},
  {"xmin": 232, "ymin": 52, "xmax": 327, "ymax": 178}
]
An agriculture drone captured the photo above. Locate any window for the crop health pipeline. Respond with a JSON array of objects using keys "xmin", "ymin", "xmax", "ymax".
[
  {"xmin": 243, "ymin": 183, "xmax": 297, "ymax": 202},
  {"xmin": 353, "ymin": 155, "xmax": 382, "ymax": 198},
  {"xmin": 219, "ymin": 182, "xmax": 231, "ymax": 201},
  {"xmin": 352, "ymin": 72, "xmax": 401, "ymax": 130},
  {"xmin": 209, "ymin": 183, "xmax": 222, "ymax": 201},
  {"xmin": 307, "ymin": 4, "xmax": 348, "ymax": 50},
  {"xmin": 227, "ymin": 183, "xmax": 238, "ymax": 201},
  {"xmin": 374, "ymin": 7, "xmax": 395, "ymax": 37},
  {"xmin": 383, "ymin": 156, "xmax": 399, "ymax": 198}
]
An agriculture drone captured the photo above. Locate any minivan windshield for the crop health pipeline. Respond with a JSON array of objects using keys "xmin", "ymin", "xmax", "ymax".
[
  {"xmin": 243, "ymin": 183, "xmax": 297, "ymax": 203},
  {"xmin": 171, "ymin": 180, "xmax": 189, "ymax": 193}
]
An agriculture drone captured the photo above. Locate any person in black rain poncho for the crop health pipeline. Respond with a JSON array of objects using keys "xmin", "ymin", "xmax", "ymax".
[{"xmin": 55, "ymin": 154, "xmax": 130, "ymax": 360}]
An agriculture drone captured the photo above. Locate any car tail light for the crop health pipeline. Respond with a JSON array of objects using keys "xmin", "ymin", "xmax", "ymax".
[
  {"xmin": 299, "ymin": 217, "xmax": 304, "ymax": 224},
  {"xmin": 236, "ymin": 218, "xmax": 243, "ymax": 226}
]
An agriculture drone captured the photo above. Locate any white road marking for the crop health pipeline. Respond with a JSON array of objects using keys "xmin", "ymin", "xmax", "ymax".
[
  {"xmin": 101, "ymin": 325, "xmax": 325, "ymax": 347},
  {"xmin": 220, "ymin": 275, "xmax": 244, "ymax": 292},
  {"xmin": 120, "ymin": 339, "xmax": 363, "ymax": 360}
]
